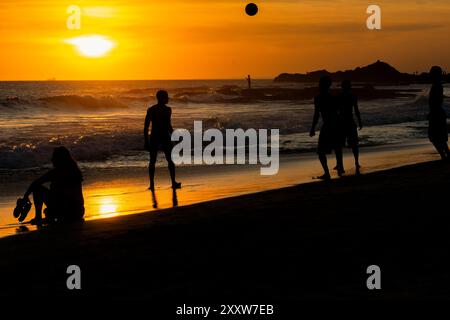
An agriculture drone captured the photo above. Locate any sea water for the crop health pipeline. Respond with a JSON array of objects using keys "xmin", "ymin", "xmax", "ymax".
[
  {"xmin": 0, "ymin": 79, "xmax": 448, "ymax": 235},
  {"xmin": 0, "ymin": 80, "xmax": 447, "ymax": 171}
]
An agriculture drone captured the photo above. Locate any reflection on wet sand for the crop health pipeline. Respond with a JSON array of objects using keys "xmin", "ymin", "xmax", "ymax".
[
  {"xmin": 0, "ymin": 140, "xmax": 441, "ymax": 238},
  {"xmin": 84, "ymin": 184, "xmax": 183, "ymax": 221},
  {"xmin": 81, "ymin": 141, "xmax": 439, "ymax": 224},
  {"xmin": 172, "ymin": 189, "xmax": 178, "ymax": 207},
  {"xmin": 151, "ymin": 190, "xmax": 158, "ymax": 209},
  {"xmin": 150, "ymin": 189, "xmax": 178, "ymax": 209}
]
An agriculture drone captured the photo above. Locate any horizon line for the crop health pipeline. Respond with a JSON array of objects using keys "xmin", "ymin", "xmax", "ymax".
[
  {"xmin": 1, "ymin": 61, "xmax": 446, "ymax": 82},
  {"xmin": 0, "ymin": 78, "xmax": 274, "ymax": 82}
]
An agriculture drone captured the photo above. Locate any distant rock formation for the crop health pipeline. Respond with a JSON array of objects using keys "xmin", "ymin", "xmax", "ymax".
[{"xmin": 274, "ymin": 60, "xmax": 449, "ymax": 84}]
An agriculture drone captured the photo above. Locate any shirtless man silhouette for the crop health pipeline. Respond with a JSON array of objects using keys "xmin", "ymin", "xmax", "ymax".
[
  {"xmin": 144, "ymin": 90, "xmax": 181, "ymax": 190},
  {"xmin": 310, "ymin": 76, "xmax": 344, "ymax": 180}
]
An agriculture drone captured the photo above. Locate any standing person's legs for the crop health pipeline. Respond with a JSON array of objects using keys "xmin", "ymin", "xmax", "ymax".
[
  {"xmin": 148, "ymin": 147, "xmax": 158, "ymax": 190},
  {"xmin": 318, "ymin": 152, "xmax": 330, "ymax": 179},
  {"xmin": 352, "ymin": 146, "xmax": 360, "ymax": 166},
  {"xmin": 333, "ymin": 124, "xmax": 346, "ymax": 174},
  {"xmin": 349, "ymin": 127, "xmax": 361, "ymax": 173},
  {"xmin": 445, "ymin": 143, "xmax": 450, "ymax": 157},
  {"xmin": 335, "ymin": 147, "xmax": 344, "ymax": 176},
  {"xmin": 349, "ymin": 127, "xmax": 360, "ymax": 167},
  {"xmin": 334, "ymin": 127, "xmax": 345, "ymax": 176},
  {"xmin": 436, "ymin": 142, "xmax": 450, "ymax": 159},
  {"xmin": 428, "ymin": 122, "xmax": 447, "ymax": 159},
  {"xmin": 163, "ymin": 143, "xmax": 181, "ymax": 188},
  {"xmin": 352, "ymin": 145, "xmax": 361, "ymax": 174},
  {"xmin": 343, "ymin": 123, "xmax": 361, "ymax": 174},
  {"xmin": 317, "ymin": 128, "xmax": 331, "ymax": 180}
]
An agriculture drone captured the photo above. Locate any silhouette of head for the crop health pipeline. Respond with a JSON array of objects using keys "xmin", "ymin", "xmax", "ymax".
[
  {"xmin": 429, "ymin": 66, "xmax": 442, "ymax": 84},
  {"xmin": 319, "ymin": 75, "xmax": 332, "ymax": 93},
  {"xmin": 52, "ymin": 146, "xmax": 72, "ymax": 168},
  {"xmin": 342, "ymin": 80, "xmax": 352, "ymax": 92},
  {"xmin": 51, "ymin": 146, "xmax": 82, "ymax": 178},
  {"xmin": 156, "ymin": 90, "xmax": 169, "ymax": 105}
]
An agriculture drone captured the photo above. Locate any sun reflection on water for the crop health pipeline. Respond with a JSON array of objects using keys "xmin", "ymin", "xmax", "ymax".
[{"xmin": 98, "ymin": 196, "xmax": 118, "ymax": 218}]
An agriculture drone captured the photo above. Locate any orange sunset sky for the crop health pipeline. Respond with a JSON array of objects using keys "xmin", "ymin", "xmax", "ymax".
[{"xmin": 1, "ymin": 0, "xmax": 450, "ymax": 80}]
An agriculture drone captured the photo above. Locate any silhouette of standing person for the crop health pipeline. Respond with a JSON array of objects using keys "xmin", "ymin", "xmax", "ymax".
[
  {"xmin": 144, "ymin": 90, "xmax": 181, "ymax": 191},
  {"xmin": 247, "ymin": 75, "xmax": 251, "ymax": 89},
  {"xmin": 338, "ymin": 80, "xmax": 363, "ymax": 175},
  {"xmin": 428, "ymin": 66, "xmax": 449, "ymax": 159},
  {"xmin": 19, "ymin": 146, "xmax": 84, "ymax": 225},
  {"xmin": 310, "ymin": 76, "xmax": 344, "ymax": 180}
]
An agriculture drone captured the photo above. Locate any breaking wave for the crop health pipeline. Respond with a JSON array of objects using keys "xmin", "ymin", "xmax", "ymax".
[{"xmin": 0, "ymin": 95, "xmax": 128, "ymax": 112}]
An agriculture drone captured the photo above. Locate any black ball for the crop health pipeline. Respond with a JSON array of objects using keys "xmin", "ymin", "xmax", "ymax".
[{"xmin": 245, "ymin": 3, "xmax": 258, "ymax": 16}]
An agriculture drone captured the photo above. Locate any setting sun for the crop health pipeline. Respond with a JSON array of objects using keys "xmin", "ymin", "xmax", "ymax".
[
  {"xmin": 65, "ymin": 35, "xmax": 115, "ymax": 58},
  {"xmin": 1, "ymin": 0, "xmax": 450, "ymax": 79}
]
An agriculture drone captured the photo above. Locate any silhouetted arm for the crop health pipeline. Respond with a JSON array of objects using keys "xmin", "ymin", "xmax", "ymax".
[
  {"xmin": 436, "ymin": 85, "xmax": 444, "ymax": 107},
  {"xmin": 144, "ymin": 109, "xmax": 151, "ymax": 150},
  {"xmin": 168, "ymin": 108, "xmax": 174, "ymax": 134},
  {"xmin": 310, "ymin": 97, "xmax": 320, "ymax": 137},
  {"xmin": 353, "ymin": 96, "xmax": 362, "ymax": 129},
  {"xmin": 23, "ymin": 170, "xmax": 53, "ymax": 199}
]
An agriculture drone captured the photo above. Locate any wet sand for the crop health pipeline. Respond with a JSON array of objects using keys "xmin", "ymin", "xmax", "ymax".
[
  {"xmin": 0, "ymin": 153, "xmax": 449, "ymax": 302},
  {"xmin": 0, "ymin": 140, "xmax": 441, "ymax": 238}
]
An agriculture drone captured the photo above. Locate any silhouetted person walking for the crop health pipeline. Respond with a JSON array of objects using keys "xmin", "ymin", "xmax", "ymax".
[
  {"xmin": 310, "ymin": 76, "xmax": 344, "ymax": 180},
  {"xmin": 338, "ymin": 80, "xmax": 363, "ymax": 175},
  {"xmin": 144, "ymin": 90, "xmax": 181, "ymax": 191},
  {"xmin": 18, "ymin": 146, "xmax": 84, "ymax": 225},
  {"xmin": 247, "ymin": 75, "xmax": 251, "ymax": 89},
  {"xmin": 428, "ymin": 66, "xmax": 449, "ymax": 159}
]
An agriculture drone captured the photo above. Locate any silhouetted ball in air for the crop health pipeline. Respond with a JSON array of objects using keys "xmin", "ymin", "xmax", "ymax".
[{"xmin": 245, "ymin": 3, "xmax": 258, "ymax": 16}]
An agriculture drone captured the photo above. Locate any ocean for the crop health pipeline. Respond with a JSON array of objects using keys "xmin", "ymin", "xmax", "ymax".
[
  {"xmin": 0, "ymin": 79, "xmax": 449, "ymax": 235},
  {"xmin": 1, "ymin": 80, "xmax": 448, "ymax": 172}
]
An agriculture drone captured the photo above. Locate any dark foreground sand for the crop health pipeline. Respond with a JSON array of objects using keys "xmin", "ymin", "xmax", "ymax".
[{"xmin": 0, "ymin": 161, "xmax": 449, "ymax": 303}]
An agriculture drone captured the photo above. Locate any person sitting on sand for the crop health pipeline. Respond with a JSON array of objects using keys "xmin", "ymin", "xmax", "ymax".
[
  {"xmin": 310, "ymin": 76, "xmax": 344, "ymax": 180},
  {"xmin": 428, "ymin": 66, "xmax": 449, "ymax": 160},
  {"xmin": 337, "ymin": 80, "xmax": 363, "ymax": 175},
  {"xmin": 144, "ymin": 90, "xmax": 181, "ymax": 190},
  {"xmin": 20, "ymin": 146, "xmax": 85, "ymax": 225}
]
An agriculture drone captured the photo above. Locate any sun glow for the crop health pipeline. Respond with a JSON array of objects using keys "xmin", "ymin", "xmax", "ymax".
[
  {"xmin": 2, "ymin": 1, "xmax": 450, "ymax": 79},
  {"xmin": 99, "ymin": 197, "xmax": 118, "ymax": 215},
  {"xmin": 65, "ymin": 35, "xmax": 115, "ymax": 58}
]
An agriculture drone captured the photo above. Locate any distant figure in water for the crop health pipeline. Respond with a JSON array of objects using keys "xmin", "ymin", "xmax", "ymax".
[
  {"xmin": 144, "ymin": 90, "xmax": 181, "ymax": 190},
  {"xmin": 428, "ymin": 66, "xmax": 449, "ymax": 159},
  {"xmin": 310, "ymin": 76, "xmax": 344, "ymax": 180},
  {"xmin": 247, "ymin": 75, "xmax": 252, "ymax": 89},
  {"xmin": 338, "ymin": 80, "xmax": 363, "ymax": 175},
  {"xmin": 20, "ymin": 146, "xmax": 84, "ymax": 225}
]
